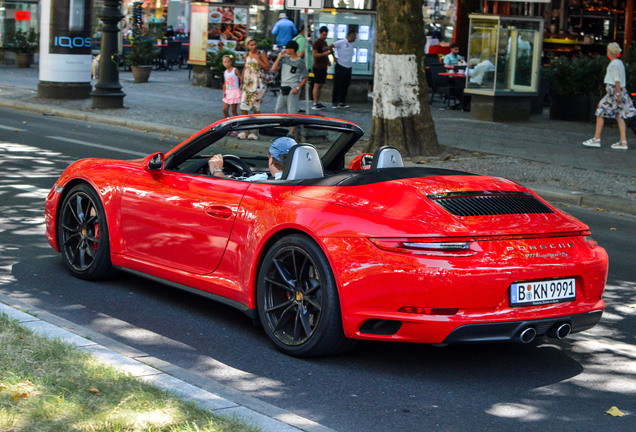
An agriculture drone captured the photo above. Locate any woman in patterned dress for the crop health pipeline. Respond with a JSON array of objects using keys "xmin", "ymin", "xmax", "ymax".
[
  {"xmin": 239, "ymin": 37, "xmax": 270, "ymax": 140},
  {"xmin": 582, "ymin": 42, "xmax": 635, "ymax": 150}
]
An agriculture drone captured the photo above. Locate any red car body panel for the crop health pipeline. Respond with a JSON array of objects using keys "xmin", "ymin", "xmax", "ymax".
[{"xmin": 45, "ymin": 115, "xmax": 608, "ymax": 346}]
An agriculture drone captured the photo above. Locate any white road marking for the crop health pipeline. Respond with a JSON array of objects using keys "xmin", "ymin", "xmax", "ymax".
[
  {"xmin": 46, "ymin": 136, "xmax": 148, "ymax": 157},
  {"xmin": 0, "ymin": 124, "xmax": 28, "ymax": 132}
]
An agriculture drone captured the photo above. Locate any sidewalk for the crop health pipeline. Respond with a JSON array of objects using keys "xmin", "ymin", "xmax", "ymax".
[
  {"xmin": 0, "ymin": 64, "xmax": 634, "ymax": 431},
  {"xmin": 1, "ymin": 64, "xmax": 635, "ymax": 214}
]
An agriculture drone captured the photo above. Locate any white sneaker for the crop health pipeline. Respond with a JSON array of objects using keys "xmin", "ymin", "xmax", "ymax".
[
  {"xmin": 237, "ymin": 132, "xmax": 247, "ymax": 140},
  {"xmin": 582, "ymin": 137, "xmax": 600, "ymax": 147}
]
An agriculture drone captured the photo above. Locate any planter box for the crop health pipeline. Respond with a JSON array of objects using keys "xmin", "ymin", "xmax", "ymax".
[
  {"xmin": 16, "ymin": 53, "xmax": 33, "ymax": 68},
  {"xmin": 549, "ymin": 92, "xmax": 596, "ymax": 123},
  {"xmin": 131, "ymin": 65, "xmax": 152, "ymax": 83}
]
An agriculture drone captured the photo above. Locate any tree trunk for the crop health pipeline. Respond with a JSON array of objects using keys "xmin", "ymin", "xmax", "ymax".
[{"xmin": 369, "ymin": 0, "xmax": 442, "ymax": 157}]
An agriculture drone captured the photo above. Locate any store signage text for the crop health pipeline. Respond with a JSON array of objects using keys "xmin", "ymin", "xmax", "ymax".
[{"xmin": 53, "ymin": 36, "xmax": 92, "ymax": 49}]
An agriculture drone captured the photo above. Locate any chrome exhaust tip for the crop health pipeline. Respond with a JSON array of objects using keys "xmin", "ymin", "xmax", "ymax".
[
  {"xmin": 518, "ymin": 327, "xmax": 537, "ymax": 344},
  {"xmin": 548, "ymin": 323, "xmax": 572, "ymax": 340}
]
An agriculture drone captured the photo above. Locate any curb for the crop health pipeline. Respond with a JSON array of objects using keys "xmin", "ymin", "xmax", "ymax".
[
  {"xmin": 531, "ymin": 187, "xmax": 636, "ymax": 216},
  {"xmin": 0, "ymin": 98, "xmax": 197, "ymax": 138},
  {"xmin": 1, "ymin": 96, "xmax": 635, "ymax": 216},
  {"xmin": 0, "ymin": 294, "xmax": 336, "ymax": 432}
]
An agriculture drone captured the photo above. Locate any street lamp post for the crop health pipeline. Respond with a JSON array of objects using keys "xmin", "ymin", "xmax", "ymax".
[{"xmin": 91, "ymin": 0, "xmax": 126, "ymax": 108}]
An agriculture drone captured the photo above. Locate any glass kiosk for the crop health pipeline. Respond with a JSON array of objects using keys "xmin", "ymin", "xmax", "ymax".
[{"xmin": 465, "ymin": 14, "xmax": 544, "ymax": 122}]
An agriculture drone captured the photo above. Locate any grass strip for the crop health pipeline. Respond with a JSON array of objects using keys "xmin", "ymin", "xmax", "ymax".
[{"xmin": 0, "ymin": 312, "xmax": 260, "ymax": 432}]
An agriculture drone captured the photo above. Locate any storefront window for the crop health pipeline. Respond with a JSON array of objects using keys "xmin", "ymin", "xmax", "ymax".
[
  {"xmin": 1, "ymin": 0, "xmax": 39, "ymax": 47},
  {"xmin": 466, "ymin": 15, "xmax": 543, "ymax": 94}
]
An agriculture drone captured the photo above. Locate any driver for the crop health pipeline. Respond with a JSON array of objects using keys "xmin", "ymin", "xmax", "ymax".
[{"xmin": 208, "ymin": 136, "xmax": 297, "ymax": 181}]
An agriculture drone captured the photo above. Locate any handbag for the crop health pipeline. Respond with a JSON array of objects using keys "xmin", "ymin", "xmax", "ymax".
[{"xmin": 280, "ymin": 86, "xmax": 292, "ymax": 96}]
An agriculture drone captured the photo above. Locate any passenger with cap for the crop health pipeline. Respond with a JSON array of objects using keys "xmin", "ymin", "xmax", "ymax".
[
  {"xmin": 208, "ymin": 136, "xmax": 297, "ymax": 181},
  {"xmin": 271, "ymin": 12, "xmax": 297, "ymax": 47}
]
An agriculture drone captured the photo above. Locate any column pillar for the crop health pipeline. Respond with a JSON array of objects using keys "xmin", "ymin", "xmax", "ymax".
[{"xmin": 91, "ymin": 0, "xmax": 126, "ymax": 108}]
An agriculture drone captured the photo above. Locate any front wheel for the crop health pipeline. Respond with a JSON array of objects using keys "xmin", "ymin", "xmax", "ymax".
[
  {"xmin": 257, "ymin": 234, "xmax": 354, "ymax": 357},
  {"xmin": 58, "ymin": 184, "xmax": 113, "ymax": 280}
]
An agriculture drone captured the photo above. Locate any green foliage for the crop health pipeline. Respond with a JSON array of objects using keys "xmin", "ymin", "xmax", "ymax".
[
  {"xmin": 207, "ymin": 48, "xmax": 238, "ymax": 71},
  {"xmin": 256, "ymin": 37, "xmax": 273, "ymax": 50},
  {"xmin": 5, "ymin": 29, "xmax": 39, "ymax": 54},
  {"xmin": 124, "ymin": 36, "xmax": 160, "ymax": 66},
  {"xmin": 147, "ymin": 22, "xmax": 166, "ymax": 40},
  {"xmin": 543, "ymin": 54, "xmax": 607, "ymax": 97}
]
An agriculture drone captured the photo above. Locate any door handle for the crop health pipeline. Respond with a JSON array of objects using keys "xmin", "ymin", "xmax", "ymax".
[{"xmin": 205, "ymin": 206, "xmax": 233, "ymax": 219}]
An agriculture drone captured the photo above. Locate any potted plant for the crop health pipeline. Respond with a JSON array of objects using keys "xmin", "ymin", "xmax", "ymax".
[
  {"xmin": 5, "ymin": 29, "xmax": 39, "ymax": 68},
  {"xmin": 124, "ymin": 36, "xmax": 160, "ymax": 83},
  {"xmin": 543, "ymin": 54, "xmax": 606, "ymax": 122}
]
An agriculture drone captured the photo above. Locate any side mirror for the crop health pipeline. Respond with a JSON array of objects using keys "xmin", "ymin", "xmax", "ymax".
[{"xmin": 143, "ymin": 152, "xmax": 165, "ymax": 174}]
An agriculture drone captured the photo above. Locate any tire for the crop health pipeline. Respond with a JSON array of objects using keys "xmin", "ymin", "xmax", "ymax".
[
  {"xmin": 257, "ymin": 234, "xmax": 355, "ymax": 357},
  {"xmin": 58, "ymin": 184, "xmax": 113, "ymax": 280}
]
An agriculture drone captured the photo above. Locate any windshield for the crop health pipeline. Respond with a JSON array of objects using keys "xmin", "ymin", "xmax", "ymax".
[{"xmin": 169, "ymin": 122, "xmax": 363, "ymax": 177}]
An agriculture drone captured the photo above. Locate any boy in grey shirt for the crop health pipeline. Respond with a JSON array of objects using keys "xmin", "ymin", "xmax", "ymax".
[{"xmin": 272, "ymin": 40, "xmax": 308, "ymax": 115}]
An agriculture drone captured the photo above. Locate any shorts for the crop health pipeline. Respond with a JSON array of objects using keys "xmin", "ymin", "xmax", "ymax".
[
  {"xmin": 313, "ymin": 68, "xmax": 327, "ymax": 84},
  {"xmin": 275, "ymin": 89, "xmax": 300, "ymax": 114}
]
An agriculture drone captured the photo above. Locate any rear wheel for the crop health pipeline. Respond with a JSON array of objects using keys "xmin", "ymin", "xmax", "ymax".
[
  {"xmin": 58, "ymin": 184, "xmax": 113, "ymax": 280},
  {"xmin": 257, "ymin": 234, "xmax": 354, "ymax": 357}
]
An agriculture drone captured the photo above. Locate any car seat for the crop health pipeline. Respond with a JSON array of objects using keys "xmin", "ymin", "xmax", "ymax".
[
  {"xmin": 371, "ymin": 146, "xmax": 404, "ymax": 169},
  {"xmin": 281, "ymin": 144, "xmax": 324, "ymax": 180}
]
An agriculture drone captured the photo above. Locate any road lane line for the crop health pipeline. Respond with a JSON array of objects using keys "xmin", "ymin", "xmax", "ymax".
[
  {"xmin": 46, "ymin": 136, "xmax": 148, "ymax": 157},
  {"xmin": 0, "ymin": 124, "xmax": 28, "ymax": 132}
]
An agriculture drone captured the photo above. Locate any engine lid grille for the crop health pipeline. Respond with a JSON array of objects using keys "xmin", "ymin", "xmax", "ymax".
[{"xmin": 427, "ymin": 191, "xmax": 554, "ymax": 216}]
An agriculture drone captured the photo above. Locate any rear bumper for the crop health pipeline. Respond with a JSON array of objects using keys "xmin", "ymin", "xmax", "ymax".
[{"xmin": 442, "ymin": 310, "xmax": 603, "ymax": 343}]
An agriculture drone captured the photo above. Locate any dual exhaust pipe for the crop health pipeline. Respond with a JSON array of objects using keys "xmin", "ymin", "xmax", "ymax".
[{"xmin": 517, "ymin": 322, "xmax": 572, "ymax": 344}]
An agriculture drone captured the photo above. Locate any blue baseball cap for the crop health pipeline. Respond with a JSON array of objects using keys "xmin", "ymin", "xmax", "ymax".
[{"xmin": 269, "ymin": 137, "xmax": 296, "ymax": 163}]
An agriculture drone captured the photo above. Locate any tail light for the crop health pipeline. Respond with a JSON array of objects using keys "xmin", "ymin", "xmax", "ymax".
[
  {"xmin": 582, "ymin": 231, "xmax": 599, "ymax": 248},
  {"xmin": 369, "ymin": 238, "xmax": 479, "ymax": 257}
]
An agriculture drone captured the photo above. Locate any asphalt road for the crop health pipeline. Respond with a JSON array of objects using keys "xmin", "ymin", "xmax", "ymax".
[{"xmin": 1, "ymin": 108, "xmax": 635, "ymax": 432}]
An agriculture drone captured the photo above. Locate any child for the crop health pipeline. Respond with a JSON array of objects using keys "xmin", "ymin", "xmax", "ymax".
[
  {"xmin": 272, "ymin": 40, "xmax": 308, "ymax": 116},
  {"xmin": 222, "ymin": 54, "xmax": 241, "ymax": 118}
]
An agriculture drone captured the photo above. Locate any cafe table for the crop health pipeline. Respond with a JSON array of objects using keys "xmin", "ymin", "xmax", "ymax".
[{"xmin": 438, "ymin": 72, "xmax": 467, "ymax": 110}]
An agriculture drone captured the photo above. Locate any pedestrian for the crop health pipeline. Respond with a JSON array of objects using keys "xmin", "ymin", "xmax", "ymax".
[
  {"xmin": 311, "ymin": 26, "xmax": 331, "ymax": 111},
  {"xmin": 583, "ymin": 42, "xmax": 635, "ymax": 150},
  {"xmin": 329, "ymin": 28, "xmax": 357, "ymax": 109},
  {"xmin": 272, "ymin": 40, "xmax": 308, "ymax": 117},
  {"xmin": 271, "ymin": 12, "xmax": 297, "ymax": 48},
  {"xmin": 221, "ymin": 54, "xmax": 241, "ymax": 118},
  {"xmin": 239, "ymin": 37, "xmax": 270, "ymax": 140},
  {"xmin": 292, "ymin": 24, "xmax": 307, "ymax": 58}
]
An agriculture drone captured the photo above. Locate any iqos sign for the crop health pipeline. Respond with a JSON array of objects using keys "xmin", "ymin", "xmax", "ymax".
[
  {"xmin": 40, "ymin": 0, "xmax": 93, "ymax": 83},
  {"xmin": 49, "ymin": 0, "xmax": 92, "ymax": 54},
  {"xmin": 53, "ymin": 36, "xmax": 91, "ymax": 49}
]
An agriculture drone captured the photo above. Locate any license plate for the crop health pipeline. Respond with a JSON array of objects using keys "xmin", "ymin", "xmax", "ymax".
[{"xmin": 510, "ymin": 278, "xmax": 576, "ymax": 307}]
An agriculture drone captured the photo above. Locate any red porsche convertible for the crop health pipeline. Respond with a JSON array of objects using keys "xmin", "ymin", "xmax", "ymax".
[{"xmin": 45, "ymin": 115, "xmax": 608, "ymax": 357}]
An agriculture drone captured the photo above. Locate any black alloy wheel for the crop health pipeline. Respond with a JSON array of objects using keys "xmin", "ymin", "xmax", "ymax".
[
  {"xmin": 257, "ymin": 234, "xmax": 354, "ymax": 357},
  {"xmin": 58, "ymin": 184, "xmax": 113, "ymax": 280}
]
